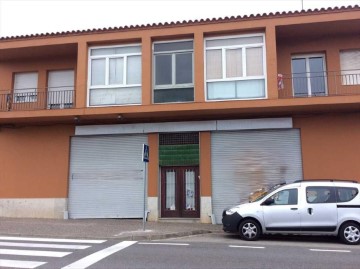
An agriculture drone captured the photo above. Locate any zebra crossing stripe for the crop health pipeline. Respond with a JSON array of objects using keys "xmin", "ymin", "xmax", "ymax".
[
  {"xmin": 0, "ymin": 241, "xmax": 90, "ymax": 249},
  {"xmin": 0, "ymin": 236, "xmax": 105, "ymax": 244},
  {"xmin": 0, "ymin": 248, "xmax": 71, "ymax": 257},
  {"xmin": 0, "ymin": 259, "xmax": 46, "ymax": 268},
  {"xmin": 62, "ymin": 241, "xmax": 137, "ymax": 269}
]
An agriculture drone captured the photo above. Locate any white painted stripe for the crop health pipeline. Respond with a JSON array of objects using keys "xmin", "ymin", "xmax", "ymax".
[
  {"xmin": 0, "ymin": 241, "xmax": 90, "ymax": 249},
  {"xmin": 0, "ymin": 236, "xmax": 105, "ymax": 244},
  {"xmin": 62, "ymin": 241, "xmax": 137, "ymax": 269},
  {"xmin": 0, "ymin": 248, "xmax": 71, "ymax": 257},
  {"xmin": 138, "ymin": 242, "xmax": 189, "ymax": 246},
  {"xmin": 309, "ymin": 249, "xmax": 351, "ymax": 253},
  {"xmin": 0, "ymin": 259, "xmax": 46, "ymax": 269},
  {"xmin": 229, "ymin": 245, "xmax": 265, "ymax": 249}
]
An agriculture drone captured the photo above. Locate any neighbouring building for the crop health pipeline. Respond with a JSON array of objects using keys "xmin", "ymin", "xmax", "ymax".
[{"xmin": 0, "ymin": 6, "xmax": 359, "ymax": 224}]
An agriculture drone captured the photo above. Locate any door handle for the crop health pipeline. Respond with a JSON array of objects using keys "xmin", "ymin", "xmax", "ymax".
[
  {"xmin": 308, "ymin": 208, "xmax": 313, "ymax": 215},
  {"xmin": 290, "ymin": 208, "xmax": 298, "ymax": 210}
]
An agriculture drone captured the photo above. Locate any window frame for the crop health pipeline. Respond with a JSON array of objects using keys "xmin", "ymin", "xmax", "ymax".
[
  {"xmin": 87, "ymin": 43, "xmax": 142, "ymax": 107},
  {"xmin": 339, "ymin": 49, "xmax": 360, "ymax": 86},
  {"xmin": 291, "ymin": 53, "xmax": 328, "ymax": 97},
  {"xmin": 204, "ymin": 33, "xmax": 267, "ymax": 102},
  {"xmin": 152, "ymin": 39, "xmax": 194, "ymax": 104}
]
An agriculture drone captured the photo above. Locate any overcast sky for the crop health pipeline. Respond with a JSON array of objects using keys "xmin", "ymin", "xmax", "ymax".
[{"xmin": 0, "ymin": 0, "xmax": 359, "ymax": 37}]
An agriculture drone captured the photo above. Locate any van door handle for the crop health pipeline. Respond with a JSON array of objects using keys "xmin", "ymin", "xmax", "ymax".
[
  {"xmin": 290, "ymin": 208, "xmax": 298, "ymax": 210},
  {"xmin": 308, "ymin": 208, "xmax": 313, "ymax": 215}
]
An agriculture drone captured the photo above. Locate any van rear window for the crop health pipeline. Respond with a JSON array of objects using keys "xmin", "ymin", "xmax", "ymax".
[{"xmin": 336, "ymin": 187, "xmax": 359, "ymax": 203}]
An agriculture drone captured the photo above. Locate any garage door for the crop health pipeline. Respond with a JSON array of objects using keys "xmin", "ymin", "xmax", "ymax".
[
  {"xmin": 211, "ymin": 129, "xmax": 303, "ymax": 224},
  {"xmin": 68, "ymin": 134, "xmax": 147, "ymax": 219}
]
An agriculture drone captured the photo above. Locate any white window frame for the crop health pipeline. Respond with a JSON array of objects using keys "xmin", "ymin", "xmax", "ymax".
[
  {"xmin": 152, "ymin": 39, "xmax": 194, "ymax": 103},
  {"xmin": 204, "ymin": 33, "xmax": 267, "ymax": 101},
  {"xmin": 291, "ymin": 53, "xmax": 328, "ymax": 97},
  {"xmin": 87, "ymin": 43, "xmax": 142, "ymax": 107},
  {"xmin": 339, "ymin": 49, "xmax": 360, "ymax": 86}
]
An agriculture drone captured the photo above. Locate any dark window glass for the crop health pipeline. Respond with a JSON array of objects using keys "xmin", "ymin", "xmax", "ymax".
[
  {"xmin": 155, "ymin": 54, "xmax": 172, "ymax": 85},
  {"xmin": 154, "ymin": 41, "xmax": 193, "ymax": 52},
  {"xmin": 268, "ymin": 189, "xmax": 298, "ymax": 205},
  {"xmin": 292, "ymin": 58, "xmax": 308, "ymax": 96},
  {"xmin": 154, "ymin": 87, "xmax": 194, "ymax": 103},
  {"xmin": 336, "ymin": 187, "xmax": 359, "ymax": 202},
  {"xmin": 306, "ymin": 186, "xmax": 336, "ymax": 204},
  {"xmin": 309, "ymin": 57, "xmax": 326, "ymax": 95},
  {"xmin": 176, "ymin": 53, "xmax": 193, "ymax": 84}
]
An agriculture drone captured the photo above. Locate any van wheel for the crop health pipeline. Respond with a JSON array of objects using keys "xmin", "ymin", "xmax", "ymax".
[
  {"xmin": 339, "ymin": 222, "xmax": 360, "ymax": 245},
  {"xmin": 239, "ymin": 219, "xmax": 261, "ymax": 241}
]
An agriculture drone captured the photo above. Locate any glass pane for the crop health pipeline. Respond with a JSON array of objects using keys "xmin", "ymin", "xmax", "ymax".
[
  {"xmin": 109, "ymin": 58, "xmax": 124, "ymax": 85},
  {"xmin": 127, "ymin": 55, "xmax": 142, "ymax": 84},
  {"xmin": 91, "ymin": 59, "xmax": 106, "ymax": 86},
  {"xmin": 185, "ymin": 170, "xmax": 196, "ymax": 211},
  {"xmin": 309, "ymin": 57, "xmax": 326, "ymax": 95},
  {"xmin": 206, "ymin": 50, "xmax": 222, "ymax": 80},
  {"xmin": 292, "ymin": 58, "xmax": 308, "ymax": 96},
  {"xmin": 207, "ymin": 81, "xmax": 236, "ymax": 100},
  {"xmin": 176, "ymin": 53, "xmax": 193, "ymax": 84},
  {"xmin": 206, "ymin": 36, "xmax": 263, "ymax": 47},
  {"xmin": 236, "ymin": 79, "xmax": 265, "ymax": 98},
  {"xmin": 226, "ymin": 49, "xmax": 242, "ymax": 78},
  {"xmin": 91, "ymin": 46, "xmax": 141, "ymax": 56},
  {"xmin": 154, "ymin": 87, "xmax": 194, "ymax": 103},
  {"xmin": 155, "ymin": 54, "xmax": 172, "ymax": 85},
  {"xmin": 154, "ymin": 41, "xmax": 193, "ymax": 52},
  {"xmin": 246, "ymin": 47, "xmax": 263, "ymax": 76},
  {"xmin": 166, "ymin": 170, "xmax": 176, "ymax": 210},
  {"xmin": 306, "ymin": 187, "xmax": 336, "ymax": 204},
  {"xmin": 89, "ymin": 87, "xmax": 141, "ymax": 106}
]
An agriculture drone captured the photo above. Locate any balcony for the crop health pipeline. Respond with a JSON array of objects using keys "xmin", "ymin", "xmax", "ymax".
[
  {"xmin": 278, "ymin": 70, "xmax": 360, "ymax": 99},
  {"xmin": 0, "ymin": 87, "xmax": 75, "ymax": 112}
]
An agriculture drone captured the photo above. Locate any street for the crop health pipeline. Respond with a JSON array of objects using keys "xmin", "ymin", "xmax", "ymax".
[{"xmin": 0, "ymin": 233, "xmax": 359, "ymax": 269}]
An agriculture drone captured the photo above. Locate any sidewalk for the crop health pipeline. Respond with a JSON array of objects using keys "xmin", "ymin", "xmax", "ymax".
[{"xmin": 0, "ymin": 218, "xmax": 222, "ymax": 241}]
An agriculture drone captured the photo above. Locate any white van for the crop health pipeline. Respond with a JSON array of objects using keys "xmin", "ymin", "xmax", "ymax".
[{"xmin": 222, "ymin": 180, "xmax": 360, "ymax": 244}]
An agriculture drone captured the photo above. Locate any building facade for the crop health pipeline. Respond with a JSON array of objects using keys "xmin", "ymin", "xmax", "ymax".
[{"xmin": 0, "ymin": 6, "xmax": 359, "ymax": 223}]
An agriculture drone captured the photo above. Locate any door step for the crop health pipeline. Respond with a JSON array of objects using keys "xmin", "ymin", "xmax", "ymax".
[{"xmin": 158, "ymin": 218, "xmax": 200, "ymax": 223}]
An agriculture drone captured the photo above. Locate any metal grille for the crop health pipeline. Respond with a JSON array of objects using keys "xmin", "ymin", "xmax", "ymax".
[{"xmin": 159, "ymin": 132, "xmax": 199, "ymax": 145}]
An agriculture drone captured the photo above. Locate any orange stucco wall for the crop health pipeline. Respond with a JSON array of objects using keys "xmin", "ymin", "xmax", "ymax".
[
  {"xmin": 148, "ymin": 133, "xmax": 159, "ymax": 197},
  {"xmin": 0, "ymin": 125, "xmax": 74, "ymax": 198},
  {"xmin": 0, "ymin": 56, "xmax": 77, "ymax": 91},
  {"xmin": 294, "ymin": 113, "xmax": 360, "ymax": 181}
]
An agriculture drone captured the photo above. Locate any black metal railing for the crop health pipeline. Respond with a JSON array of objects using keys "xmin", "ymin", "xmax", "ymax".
[
  {"xmin": 0, "ymin": 87, "xmax": 75, "ymax": 112},
  {"xmin": 278, "ymin": 70, "xmax": 360, "ymax": 98}
]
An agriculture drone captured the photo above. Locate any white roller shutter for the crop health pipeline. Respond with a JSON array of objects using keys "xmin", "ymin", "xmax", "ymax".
[
  {"xmin": 68, "ymin": 134, "xmax": 147, "ymax": 219},
  {"xmin": 211, "ymin": 129, "xmax": 303, "ymax": 224}
]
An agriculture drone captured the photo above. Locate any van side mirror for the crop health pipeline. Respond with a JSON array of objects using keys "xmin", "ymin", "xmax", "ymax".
[{"xmin": 261, "ymin": 197, "xmax": 274, "ymax": 206}]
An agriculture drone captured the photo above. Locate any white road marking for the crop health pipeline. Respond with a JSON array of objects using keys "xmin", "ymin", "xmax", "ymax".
[
  {"xmin": 0, "ymin": 236, "xmax": 105, "ymax": 244},
  {"xmin": 229, "ymin": 245, "xmax": 265, "ymax": 249},
  {"xmin": 61, "ymin": 241, "xmax": 137, "ymax": 269},
  {"xmin": 0, "ymin": 241, "xmax": 90, "ymax": 249},
  {"xmin": 0, "ymin": 248, "xmax": 71, "ymax": 257},
  {"xmin": 309, "ymin": 249, "xmax": 351, "ymax": 253},
  {"xmin": 0, "ymin": 259, "xmax": 46, "ymax": 269},
  {"xmin": 138, "ymin": 242, "xmax": 189, "ymax": 246}
]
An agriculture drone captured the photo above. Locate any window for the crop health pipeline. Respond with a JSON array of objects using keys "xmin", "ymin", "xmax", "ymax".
[
  {"xmin": 153, "ymin": 40, "xmax": 194, "ymax": 103},
  {"xmin": 205, "ymin": 34, "xmax": 266, "ymax": 100},
  {"xmin": 268, "ymin": 189, "xmax": 298, "ymax": 205},
  {"xmin": 336, "ymin": 187, "xmax": 359, "ymax": 202},
  {"xmin": 47, "ymin": 70, "xmax": 74, "ymax": 109},
  {"xmin": 88, "ymin": 45, "xmax": 141, "ymax": 106},
  {"xmin": 340, "ymin": 50, "xmax": 360, "ymax": 85},
  {"xmin": 306, "ymin": 186, "xmax": 336, "ymax": 204},
  {"xmin": 13, "ymin": 72, "xmax": 38, "ymax": 103},
  {"xmin": 291, "ymin": 55, "xmax": 327, "ymax": 96}
]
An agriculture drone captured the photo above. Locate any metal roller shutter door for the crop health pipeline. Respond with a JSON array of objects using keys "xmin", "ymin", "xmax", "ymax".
[
  {"xmin": 211, "ymin": 129, "xmax": 303, "ymax": 224},
  {"xmin": 68, "ymin": 134, "xmax": 147, "ymax": 219}
]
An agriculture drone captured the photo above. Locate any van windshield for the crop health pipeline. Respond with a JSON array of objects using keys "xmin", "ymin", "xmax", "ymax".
[{"xmin": 249, "ymin": 183, "xmax": 285, "ymax": 203}]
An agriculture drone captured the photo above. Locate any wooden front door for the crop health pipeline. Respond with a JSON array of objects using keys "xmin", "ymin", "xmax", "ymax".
[{"xmin": 161, "ymin": 166, "xmax": 200, "ymax": 218}]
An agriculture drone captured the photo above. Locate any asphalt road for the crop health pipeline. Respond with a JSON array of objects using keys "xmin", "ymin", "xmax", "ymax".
[{"xmin": 0, "ymin": 233, "xmax": 359, "ymax": 269}]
